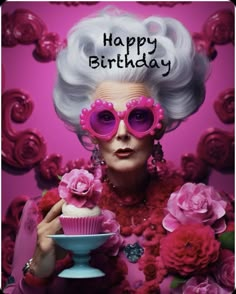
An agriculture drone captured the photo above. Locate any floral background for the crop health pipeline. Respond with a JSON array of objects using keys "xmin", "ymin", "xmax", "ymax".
[{"xmin": 1, "ymin": 0, "xmax": 234, "ymax": 290}]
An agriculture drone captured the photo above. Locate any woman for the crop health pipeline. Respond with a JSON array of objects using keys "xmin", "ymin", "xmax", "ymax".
[{"xmin": 5, "ymin": 7, "xmax": 230, "ymax": 294}]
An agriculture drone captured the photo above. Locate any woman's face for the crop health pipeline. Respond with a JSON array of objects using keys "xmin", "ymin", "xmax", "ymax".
[{"xmin": 92, "ymin": 81, "xmax": 154, "ymax": 172}]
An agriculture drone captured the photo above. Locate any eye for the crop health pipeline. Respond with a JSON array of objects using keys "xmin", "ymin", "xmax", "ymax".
[
  {"xmin": 98, "ymin": 110, "xmax": 115, "ymax": 123},
  {"xmin": 128, "ymin": 108, "xmax": 154, "ymax": 132},
  {"xmin": 133, "ymin": 110, "xmax": 146, "ymax": 121},
  {"xmin": 90, "ymin": 110, "xmax": 116, "ymax": 135},
  {"xmin": 129, "ymin": 109, "xmax": 150, "ymax": 122}
]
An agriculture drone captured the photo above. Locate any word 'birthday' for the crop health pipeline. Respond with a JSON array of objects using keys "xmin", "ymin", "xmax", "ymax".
[{"xmin": 89, "ymin": 33, "xmax": 171, "ymax": 77}]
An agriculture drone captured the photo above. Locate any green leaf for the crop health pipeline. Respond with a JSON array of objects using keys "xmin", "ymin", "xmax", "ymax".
[
  {"xmin": 170, "ymin": 276, "xmax": 187, "ymax": 289},
  {"xmin": 219, "ymin": 231, "xmax": 235, "ymax": 251},
  {"xmin": 57, "ymin": 175, "xmax": 62, "ymax": 180}
]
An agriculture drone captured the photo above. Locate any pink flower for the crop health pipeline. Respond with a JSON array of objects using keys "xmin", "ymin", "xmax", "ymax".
[
  {"xmin": 213, "ymin": 249, "xmax": 234, "ymax": 291},
  {"xmin": 160, "ymin": 224, "xmax": 220, "ymax": 276},
  {"xmin": 102, "ymin": 210, "xmax": 120, "ymax": 233},
  {"xmin": 163, "ymin": 183, "xmax": 227, "ymax": 233},
  {"xmin": 99, "ymin": 209, "xmax": 124, "ymax": 256},
  {"xmin": 182, "ymin": 276, "xmax": 229, "ymax": 294},
  {"xmin": 58, "ymin": 169, "xmax": 102, "ymax": 208}
]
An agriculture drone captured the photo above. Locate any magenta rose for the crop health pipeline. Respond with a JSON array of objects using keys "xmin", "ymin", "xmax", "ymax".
[
  {"xmin": 182, "ymin": 276, "xmax": 228, "ymax": 294},
  {"xmin": 58, "ymin": 169, "xmax": 102, "ymax": 208},
  {"xmin": 162, "ymin": 183, "xmax": 227, "ymax": 233},
  {"xmin": 160, "ymin": 224, "xmax": 220, "ymax": 276},
  {"xmin": 213, "ymin": 249, "xmax": 234, "ymax": 290}
]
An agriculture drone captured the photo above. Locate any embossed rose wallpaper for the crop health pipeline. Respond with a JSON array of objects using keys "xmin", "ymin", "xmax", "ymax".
[{"xmin": 1, "ymin": 1, "xmax": 234, "ymax": 288}]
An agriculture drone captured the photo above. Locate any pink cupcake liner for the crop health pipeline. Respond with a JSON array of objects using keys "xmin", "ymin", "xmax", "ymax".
[{"xmin": 59, "ymin": 215, "xmax": 104, "ymax": 235}]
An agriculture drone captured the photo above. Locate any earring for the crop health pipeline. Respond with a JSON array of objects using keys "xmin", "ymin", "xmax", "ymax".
[
  {"xmin": 152, "ymin": 141, "xmax": 165, "ymax": 165},
  {"xmin": 91, "ymin": 146, "xmax": 105, "ymax": 166}
]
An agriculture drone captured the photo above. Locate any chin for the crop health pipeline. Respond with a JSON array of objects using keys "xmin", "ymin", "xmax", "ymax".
[{"xmin": 108, "ymin": 160, "xmax": 146, "ymax": 173}]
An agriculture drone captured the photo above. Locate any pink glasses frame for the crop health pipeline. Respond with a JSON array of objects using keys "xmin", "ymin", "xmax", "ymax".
[{"xmin": 80, "ymin": 96, "xmax": 164, "ymax": 141}]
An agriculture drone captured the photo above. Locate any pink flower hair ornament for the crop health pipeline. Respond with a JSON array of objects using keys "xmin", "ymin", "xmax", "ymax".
[
  {"xmin": 58, "ymin": 169, "xmax": 102, "ymax": 208},
  {"xmin": 80, "ymin": 96, "xmax": 164, "ymax": 141}
]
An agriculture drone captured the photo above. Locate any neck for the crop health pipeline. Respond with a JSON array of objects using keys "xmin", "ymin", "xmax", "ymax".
[{"xmin": 106, "ymin": 164, "xmax": 149, "ymax": 195}]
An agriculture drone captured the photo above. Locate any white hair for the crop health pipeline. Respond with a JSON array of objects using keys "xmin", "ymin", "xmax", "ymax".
[{"xmin": 53, "ymin": 7, "xmax": 209, "ymax": 149}]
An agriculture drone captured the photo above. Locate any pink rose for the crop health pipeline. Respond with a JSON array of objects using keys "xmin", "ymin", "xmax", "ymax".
[
  {"xmin": 182, "ymin": 276, "xmax": 229, "ymax": 294},
  {"xmin": 213, "ymin": 249, "xmax": 234, "ymax": 291},
  {"xmin": 160, "ymin": 224, "xmax": 220, "ymax": 276},
  {"xmin": 102, "ymin": 210, "xmax": 120, "ymax": 233},
  {"xmin": 99, "ymin": 209, "xmax": 124, "ymax": 256},
  {"xmin": 163, "ymin": 183, "xmax": 227, "ymax": 233},
  {"xmin": 58, "ymin": 169, "xmax": 102, "ymax": 208}
]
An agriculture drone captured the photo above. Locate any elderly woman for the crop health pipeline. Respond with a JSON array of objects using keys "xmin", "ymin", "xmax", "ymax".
[{"xmin": 4, "ymin": 7, "xmax": 220, "ymax": 294}]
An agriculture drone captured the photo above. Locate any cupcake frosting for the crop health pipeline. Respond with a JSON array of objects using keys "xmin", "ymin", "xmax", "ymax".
[{"xmin": 62, "ymin": 203, "xmax": 101, "ymax": 217}]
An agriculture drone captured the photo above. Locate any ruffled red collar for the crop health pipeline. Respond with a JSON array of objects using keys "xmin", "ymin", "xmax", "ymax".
[{"xmin": 99, "ymin": 172, "xmax": 183, "ymax": 237}]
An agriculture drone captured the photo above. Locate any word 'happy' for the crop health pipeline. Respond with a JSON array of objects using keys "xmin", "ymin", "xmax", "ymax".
[{"xmin": 89, "ymin": 33, "xmax": 171, "ymax": 77}]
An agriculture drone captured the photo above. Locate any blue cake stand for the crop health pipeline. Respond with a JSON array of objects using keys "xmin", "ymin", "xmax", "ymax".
[{"xmin": 48, "ymin": 233, "xmax": 114, "ymax": 279}]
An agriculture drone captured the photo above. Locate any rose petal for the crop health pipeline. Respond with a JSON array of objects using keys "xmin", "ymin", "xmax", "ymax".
[{"xmin": 162, "ymin": 214, "xmax": 181, "ymax": 232}]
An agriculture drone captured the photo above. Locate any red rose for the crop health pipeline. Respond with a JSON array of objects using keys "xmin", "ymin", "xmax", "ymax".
[
  {"xmin": 192, "ymin": 32, "xmax": 217, "ymax": 61},
  {"xmin": 5, "ymin": 195, "xmax": 29, "ymax": 225},
  {"xmin": 38, "ymin": 188, "xmax": 61, "ymax": 217},
  {"xmin": 160, "ymin": 224, "xmax": 220, "ymax": 276},
  {"xmin": 2, "ymin": 219, "xmax": 18, "ymax": 241},
  {"xmin": 34, "ymin": 32, "xmax": 62, "ymax": 61},
  {"xmin": 2, "ymin": 236, "xmax": 15, "ymax": 275}
]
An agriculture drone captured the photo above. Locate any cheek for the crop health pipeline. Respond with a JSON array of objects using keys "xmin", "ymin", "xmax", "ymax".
[
  {"xmin": 139, "ymin": 137, "xmax": 154, "ymax": 156},
  {"xmin": 97, "ymin": 141, "xmax": 112, "ymax": 158}
]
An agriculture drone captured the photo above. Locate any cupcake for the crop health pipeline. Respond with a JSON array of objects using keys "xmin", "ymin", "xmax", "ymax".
[{"xmin": 58, "ymin": 168, "xmax": 104, "ymax": 235}]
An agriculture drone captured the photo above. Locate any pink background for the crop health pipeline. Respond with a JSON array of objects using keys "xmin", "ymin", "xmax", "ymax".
[{"xmin": 2, "ymin": 1, "xmax": 234, "ymax": 216}]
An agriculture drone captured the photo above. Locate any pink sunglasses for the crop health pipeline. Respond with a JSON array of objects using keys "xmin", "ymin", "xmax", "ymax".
[{"xmin": 80, "ymin": 96, "xmax": 164, "ymax": 141}]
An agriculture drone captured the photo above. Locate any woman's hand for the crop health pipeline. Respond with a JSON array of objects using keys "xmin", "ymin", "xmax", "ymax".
[{"xmin": 30, "ymin": 199, "xmax": 66, "ymax": 278}]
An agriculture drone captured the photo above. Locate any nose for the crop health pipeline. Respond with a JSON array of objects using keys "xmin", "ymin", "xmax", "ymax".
[{"xmin": 116, "ymin": 120, "xmax": 130, "ymax": 141}]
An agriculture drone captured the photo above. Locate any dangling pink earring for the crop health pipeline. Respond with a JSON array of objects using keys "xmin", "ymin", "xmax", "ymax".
[
  {"xmin": 91, "ymin": 146, "xmax": 105, "ymax": 166},
  {"xmin": 152, "ymin": 141, "xmax": 165, "ymax": 165}
]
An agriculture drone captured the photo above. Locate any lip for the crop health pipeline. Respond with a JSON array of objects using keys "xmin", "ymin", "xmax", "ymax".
[{"xmin": 115, "ymin": 148, "xmax": 134, "ymax": 159}]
